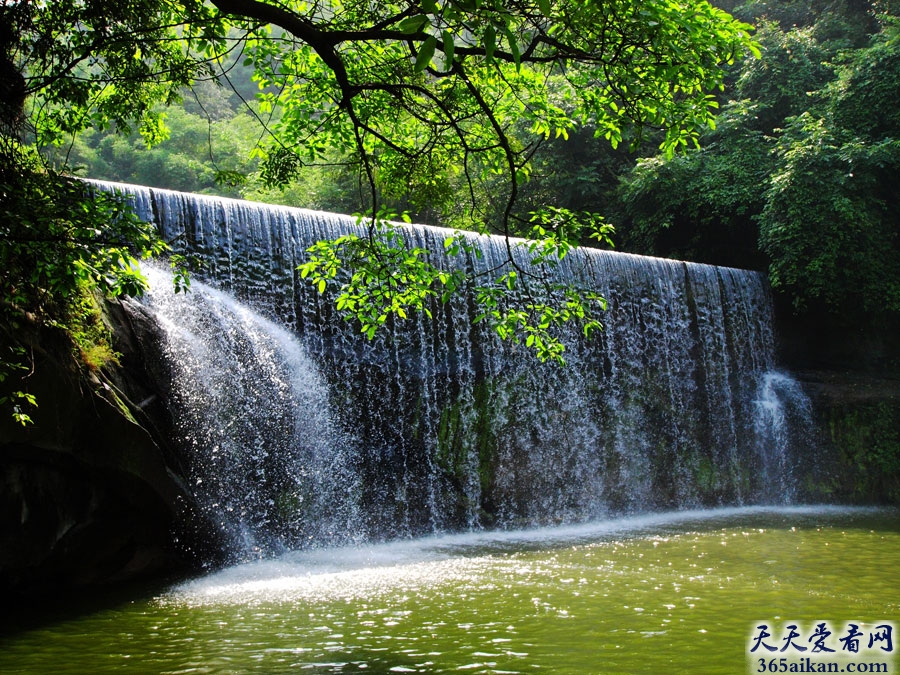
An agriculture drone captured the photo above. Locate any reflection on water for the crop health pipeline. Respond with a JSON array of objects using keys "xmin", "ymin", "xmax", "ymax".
[{"xmin": 2, "ymin": 506, "xmax": 898, "ymax": 674}]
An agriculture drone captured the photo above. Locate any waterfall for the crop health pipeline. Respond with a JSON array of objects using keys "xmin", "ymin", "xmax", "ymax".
[
  {"xmin": 95, "ymin": 181, "xmax": 814, "ymax": 554},
  {"xmin": 752, "ymin": 371, "xmax": 815, "ymax": 504},
  {"xmin": 142, "ymin": 265, "xmax": 363, "ymax": 556}
]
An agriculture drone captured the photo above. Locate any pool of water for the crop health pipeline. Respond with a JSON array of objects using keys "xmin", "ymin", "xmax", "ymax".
[{"xmin": 1, "ymin": 506, "xmax": 897, "ymax": 674}]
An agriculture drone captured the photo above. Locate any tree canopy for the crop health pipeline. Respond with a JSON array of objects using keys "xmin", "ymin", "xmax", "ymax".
[
  {"xmin": 611, "ymin": 1, "xmax": 900, "ymax": 327},
  {"xmin": 1, "ymin": 0, "xmax": 758, "ymax": 374}
]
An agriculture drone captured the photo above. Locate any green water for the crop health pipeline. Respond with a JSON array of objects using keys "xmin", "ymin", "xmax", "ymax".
[{"xmin": 1, "ymin": 506, "xmax": 898, "ymax": 674}]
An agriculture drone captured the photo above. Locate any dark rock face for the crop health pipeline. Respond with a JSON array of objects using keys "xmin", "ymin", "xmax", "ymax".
[
  {"xmin": 776, "ymin": 304, "xmax": 900, "ymax": 504},
  {"xmin": 0, "ymin": 299, "xmax": 204, "ymax": 595},
  {"xmin": 791, "ymin": 369, "xmax": 900, "ymax": 504}
]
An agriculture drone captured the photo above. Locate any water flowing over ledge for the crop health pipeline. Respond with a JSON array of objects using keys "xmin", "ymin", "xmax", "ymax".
[{"xmin": 92, "ymin": 180, "xmax": 816, "ymax": 558}]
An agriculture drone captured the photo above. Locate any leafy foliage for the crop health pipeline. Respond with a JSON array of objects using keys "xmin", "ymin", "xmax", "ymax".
[
  {"xmin": 759, "ymin": 31, "xmax": 900, "ymax": 315},
  {"xmin": 0, "ymin": 137, "xmax": 185, "ymax": 422},
  {"xmin": 299, "ymin": 206, "xmax": 613, "ymax": 363},
  {"xmin": 192, "ymin": 0, "xmax": 754, "ymax": 356},
  {"xmin": 0, "ymin": 343, "xmax": 37, "ymax": 426},
  {"xmin": 730, "ymin": 21, "xmax": 836, "ymax": 133},
  {"xmin": 611, "ymin": 1, "xmax": 900, "ymax": 325},
  {"xmin": 298, "ymin": 210, "xmax": 461, "ymax": 341},
  {"xmin": 614, "ymin": 100, "xmax": 772, "ymax": 267},
  {"xmin": 212, "ymin": 0, "xmax": 756, "ymax": 215},
  {"xmin": 1, "ymin": 144, "xmax": 168, "ymax": 309},
  {"xmin": 57, "ymin": 107, "xmax": 264, "ymax": 197},
  {"xmin": 9, "ymin": 0, "xmax": 196, "ymax": 146},
  {"xmin": 757, "ymin": 17, "xmax": 900, "ymax": 316}
]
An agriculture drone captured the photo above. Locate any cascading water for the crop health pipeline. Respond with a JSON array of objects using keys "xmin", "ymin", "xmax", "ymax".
[
  {"xmin": 752, "ymin": 371, "xmax": 815, "ymax": 503},
  {"xmin": 142, "ymin": 265, "xmax": 363, "ymax": 556},
  {"xmin": 96, "ymin": 180, "xmax": 815, "ymax": 556}
]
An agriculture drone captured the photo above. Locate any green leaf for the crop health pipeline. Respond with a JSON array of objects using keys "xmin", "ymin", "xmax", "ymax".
[
  {"xmin": 399, "ymin": 15, "xmax": 429, "ymax": 33},
  {"xmin": 503, "ymin": 27, "xmax": 521, "ymax": 67},
  {"xmin": 484, "ymin": 25, "xmax": 496, "ymax": 61},
  {"xmin": 442, "ymin": 30, "xmax": 455, "ymax": 67},
  {"xmin": 537, "ymin": 0, "xmax": 551, "ymax": 16},
  {"xmin": 415, "ymin": 36, "xmax": 437, "ymax": 72}
]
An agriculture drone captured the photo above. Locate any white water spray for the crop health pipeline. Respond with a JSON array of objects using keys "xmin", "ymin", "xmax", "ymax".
[{"xmin": 142, "ymin": 265, "xmax": 362, "ymax": 557}]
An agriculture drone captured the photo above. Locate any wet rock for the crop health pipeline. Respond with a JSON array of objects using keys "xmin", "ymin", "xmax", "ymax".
[{"xmin": 0, "ymin": 299, "xmax": 203, "ymax": 595}]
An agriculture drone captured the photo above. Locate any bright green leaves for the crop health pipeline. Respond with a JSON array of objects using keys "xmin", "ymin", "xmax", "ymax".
[
  {"xmin": 470, "ymin": 207, "xmax": 613, "ymax": 363},
  {"xmin": 400, "ymin": 14, "xmax": 430, "ymax": 33},
  {"xmin": 484, "ymin": 25, "xmax": 497, "ymax": 61},
  {"xmin": 560, "ymin": 0, "xmax": 757, "ymax": 156},
  {"xmin": 17, "ymin": 0, "xmax": 198, "ymax": 150},
  {"xmin": 0, "ymin": 144, "xmax": 171, "ymax": 306},
  {"xmin": 138, "ymin": 111, "xmax": 171, "ymax": 147},
  {"xmin": 226, "ymin": 0, "xmax": 758, "ymax": 229},
  {"xmin": 415, "ymin": 36, "xmax": 438, "ymax": 72},
  {"xmin": 503, "ymin": 26, "xmax": 521, "ymax": 68},
  {"xmin": 299, "ymin": 209, "xmax": 609, "ymax": 364},
  {"xmin": 472, "ymin": 274, "xmax": 606, "ymax": 365},
  {"xmin": 524, "ymin": 207, "xmax": 614, "ymax": 266},
  {"xmin": 442, "ymin": 30, "xmax": 456, "ymax": 66},
  {"xmin": 0, "ymin": 346, "xmax": 37, "ymax": 426},
  {"xmin": 299, "ymin": 211, "xmax": 459, "ymax": 339}
]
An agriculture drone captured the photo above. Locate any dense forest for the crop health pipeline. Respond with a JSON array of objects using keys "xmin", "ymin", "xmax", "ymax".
[{"xmin": 48, "ymin": 0, "xmax": 900, "ymax": 356}]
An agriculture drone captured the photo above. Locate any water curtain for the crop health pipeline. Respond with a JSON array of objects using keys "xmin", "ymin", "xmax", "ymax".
[{"xmin": 95, "ymin": 181, "xmax": 814, "ymax": 556}]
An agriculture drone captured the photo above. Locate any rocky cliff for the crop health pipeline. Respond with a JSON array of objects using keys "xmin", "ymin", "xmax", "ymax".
[{"xmin": 0, "ymin": 298, "xmax": 209, "ymax": 595}]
